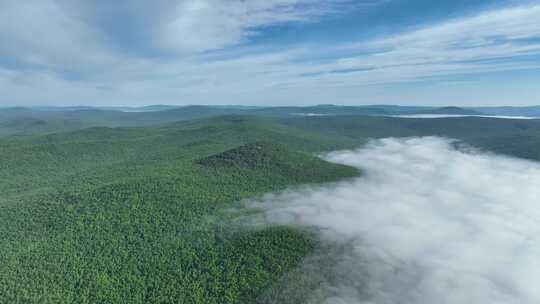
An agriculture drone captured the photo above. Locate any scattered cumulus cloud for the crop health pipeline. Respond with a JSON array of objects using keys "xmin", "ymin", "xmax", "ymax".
[{"xmin": 249, "ymin": 137, "xmax": 540, "ymax": 303}]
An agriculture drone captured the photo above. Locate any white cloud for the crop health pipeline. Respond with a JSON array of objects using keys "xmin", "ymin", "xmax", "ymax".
[
  {"xmin": 0, "ymin": 0, "xmax": 353, "ymax": 105},
  {"xmin": 0, "ymin": 0, "xmax": 118, "ymax": 74},
  {"xmin": 112, "ymin": 3, "xmax": 540, "ymax": 103},
  {"xmin": 0, "ymin": 0, "xmax": 346, "ymax": 67},
  {"xmin": 293, "ymin": 4, "xmax": 540, "ymax": 85},
  {"xmin": 249, "ymin": 137, "xmax": 540, "ymax": 303},
  {"xmin": 160, "ymin": 0, "xmax": 347, "ymax": 53},
  {"xmin": 1, "ymin": 2, "xmax": 540, "ymax": 106}
]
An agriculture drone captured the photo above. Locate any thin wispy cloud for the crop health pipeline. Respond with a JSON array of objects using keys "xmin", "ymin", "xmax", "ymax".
[
  {"xmin": 160, "ymin": 0, "xmax": 352, "ymax": 53},
  {"xmin": 309, "ymin": 4, "xmax": 540, "ymax": 83}
]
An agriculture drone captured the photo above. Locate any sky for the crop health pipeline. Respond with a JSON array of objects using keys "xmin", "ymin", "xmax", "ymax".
[{"xmin": 1, "ymin": 0, "xmax": 540, "ymax": 107}]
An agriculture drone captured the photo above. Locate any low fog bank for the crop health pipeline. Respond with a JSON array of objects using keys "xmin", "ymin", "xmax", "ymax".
[{"xmin": 250, "ymin": 137, "xmax": 540, "ymax": 304}]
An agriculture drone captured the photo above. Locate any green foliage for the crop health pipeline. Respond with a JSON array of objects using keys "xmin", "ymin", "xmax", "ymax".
[
  {"xmin": 197, "ymin": 141, "xmax": 357, "ymax": 183},
  {"xmin": 0, "ymin": 117, "xmax": 358, "ymax": 304},
  {"xmin": 3, "ymin": 113, "xmax": 540, "ymax": 303},
  {"xmin": 0, "ymin": 106, "xmax": 251, "ymax": 137},
  {"xmin": 281, "ymin": 115, "xmax": 540, "ymax": 161}
]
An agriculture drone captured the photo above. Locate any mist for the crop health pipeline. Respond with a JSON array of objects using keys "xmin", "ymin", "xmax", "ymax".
[{"xmin": 249, "ymin": 137, "xmax": 540, "ymax": 304}]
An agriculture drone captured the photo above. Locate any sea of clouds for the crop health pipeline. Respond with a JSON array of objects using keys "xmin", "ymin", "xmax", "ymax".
[{"xmin": 249, "ymin": 137, "xmax": 540, "ymax": 304}]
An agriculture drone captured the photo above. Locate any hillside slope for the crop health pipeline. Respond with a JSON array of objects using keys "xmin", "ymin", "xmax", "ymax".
[
  {"xmin": 280, "ymin": 115, "xmax": 540, "ymax": 161},
  {"xmin": 3, "ymin": 114, "xmax": 540, "ymax": 303},
  {"xmin": 0, "ymin": 106, "xmax": 245, "ymax": 137},
  {"xmin": 418, "ymin": 106, "xmax": 481, "ymax": 115},
  {"xmin": 0, "ymin": 117, "xmax": 358, "ymax": 304}
]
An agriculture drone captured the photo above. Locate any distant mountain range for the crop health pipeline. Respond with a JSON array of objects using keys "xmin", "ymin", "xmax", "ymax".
[
  {"xmin": 471, "ymin": 106, "xmax": 540, "ymax": 117},
  {"xmin": 1, "ymin": 104, "xmax": 539, "ymax": 137},
  {"xmin": 10, "ymin": 104, "xmax": 538, "ymax": 117},
  {"xmin": 415, "ymin": 106, "xmax": 482, "ymax": 115}
]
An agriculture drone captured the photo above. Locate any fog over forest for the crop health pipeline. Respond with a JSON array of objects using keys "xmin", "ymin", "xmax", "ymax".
[{"xmin": 251, "ymin": 137, "xmax": 540, "ymax": 304}]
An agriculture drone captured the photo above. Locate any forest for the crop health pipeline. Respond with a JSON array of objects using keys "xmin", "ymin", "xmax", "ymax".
[{"xmin": 2, "ymin": 110, "xmax": 540, "ymax": 303}]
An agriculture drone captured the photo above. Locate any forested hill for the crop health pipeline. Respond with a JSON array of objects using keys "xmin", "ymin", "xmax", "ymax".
[
  {"xmin": 0, "ymin": 116, "xmax": 358, "ymax": 304},
  {"xmin": 278, "ymin": 115, "xmax": 540, "ymax": 161},
  {"xmin": 2, "ymin": 114, "xmax": 540, "ymax": 303}
]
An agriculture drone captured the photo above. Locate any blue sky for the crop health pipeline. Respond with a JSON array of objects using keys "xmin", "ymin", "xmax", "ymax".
[{"xmin": 1, "ymin": 0, "xmax": 539, "ymax": 107}]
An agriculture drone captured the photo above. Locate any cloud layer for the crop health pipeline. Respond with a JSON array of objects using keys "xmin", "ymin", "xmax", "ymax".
[
  {"xmin": 251, "ymin": 137, "xmax": 540, "ymax": 303},
  {"xmin": 1, "ymin": 1, "xmax": 540, "ymax": 105}
]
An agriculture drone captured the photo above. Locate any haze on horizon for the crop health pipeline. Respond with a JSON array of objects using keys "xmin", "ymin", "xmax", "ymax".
[{"xmin": 1, "ymin": 0, "xmax": 540, "ymax": 107}]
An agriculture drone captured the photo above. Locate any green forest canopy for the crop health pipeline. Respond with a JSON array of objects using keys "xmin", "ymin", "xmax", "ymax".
[{"xmin": 2, "ymin": 114, "xmax": 540, "ymax": 303}]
